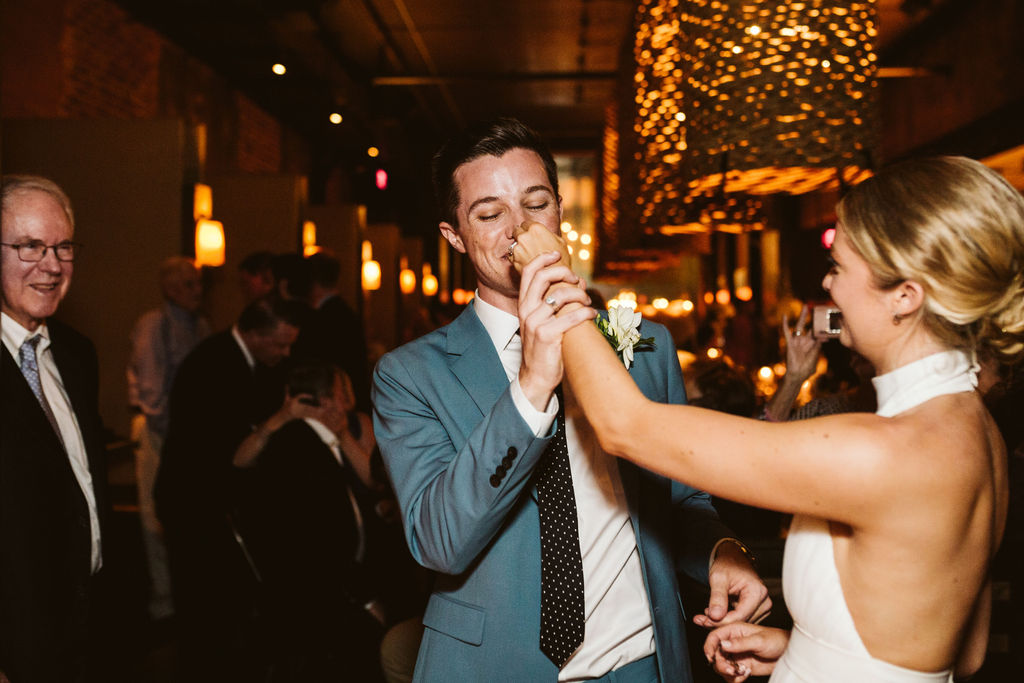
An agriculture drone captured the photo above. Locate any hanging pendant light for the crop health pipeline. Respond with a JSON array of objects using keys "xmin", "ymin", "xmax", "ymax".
[{"xmin": 680, "ymin": 0, "xmax": 879, "ymax": 196}]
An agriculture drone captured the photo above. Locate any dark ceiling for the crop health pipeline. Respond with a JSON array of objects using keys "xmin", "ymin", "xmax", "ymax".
[
  {"xmin": 109, "ymin": 0, "xmax": 939, "ymax": 155},
  {"xmin": 111, "ymin": 0, "xmax": 636, "ymax": 158},
  {"xmin": 106, "ymin": 0, "xmax": 957, "ymax": 239}
]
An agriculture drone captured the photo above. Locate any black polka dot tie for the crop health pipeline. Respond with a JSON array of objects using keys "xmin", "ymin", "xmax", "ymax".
[{"xmin": 536, "ymin": 387, "xmax": 584, "ymax": 667}]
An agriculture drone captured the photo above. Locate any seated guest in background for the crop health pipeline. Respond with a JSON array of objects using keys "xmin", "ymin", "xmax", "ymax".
[
  {"xmin": 373, "ymin": 118, "xmax": 768, "ymax": 682},
  {"xmin": 233, "ymin": 360, "xmax": 386, "ymax": 682},
  {"xmin": 1, "ymin": 175, "xmax": 109, "ymax": 683},
  {"xmin": 154, "ymin": 296, "xmax": 305, "ymax": 681},
  {"xmin": 238, "ymin": 250, "xmax": 275, "ymax": 305},
  {"xmin": 684, "ymin": 357, "xmax": 757, "ymax": 418},
  {"xmin": 291, "ymin": 250, "xmax": 372, "ymax": 413},
  {"xmin": 127, "ymin": 256, "xmax": 210, "ymax": 622},
  {"xmin": 682, "ymin": 358, "xmax": 781, "ymax": 542},
  {"xmin": 511, "ymin": 155, "xmax": 1023, "ymax": 682}
]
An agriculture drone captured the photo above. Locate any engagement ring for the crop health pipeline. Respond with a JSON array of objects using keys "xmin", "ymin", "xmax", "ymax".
[
  {"xmin": 545, "ymin": 296, "xmax": 557, "ymax": 308},
  {"xmin": 507, "ymin": 241, "xmax": 517, "ymax": 260}
]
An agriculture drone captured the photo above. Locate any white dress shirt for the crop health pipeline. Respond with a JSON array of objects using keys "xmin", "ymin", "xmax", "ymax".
[
  {"xmin": 2, "ymin": 313, "xmax": 103, "ymax": 573},
  {"xmin": 473, "ymin": 296, "xmax": 655, "ymax": 681}
]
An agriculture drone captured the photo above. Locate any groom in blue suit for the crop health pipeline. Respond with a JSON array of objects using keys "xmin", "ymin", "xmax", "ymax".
[{"xmin": 373, "ymin": 118, "xmax": 769, "ymax": 682}]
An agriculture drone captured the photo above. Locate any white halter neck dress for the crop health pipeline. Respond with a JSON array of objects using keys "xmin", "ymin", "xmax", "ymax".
[{"xmin": 770, "ymin": 350, "xmax": 977, "ymax": 682}]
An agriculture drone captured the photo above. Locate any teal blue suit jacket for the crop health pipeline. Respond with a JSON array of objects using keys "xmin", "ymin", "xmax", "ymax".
[{"xmin": 373, "ymin": 304, "xmax": 732, "ymax": 681}]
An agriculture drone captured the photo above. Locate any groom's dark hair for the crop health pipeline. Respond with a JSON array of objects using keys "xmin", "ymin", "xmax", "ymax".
[{"xmin": 431, "ymin": 117, "xmax": 560, "ymax": 229}]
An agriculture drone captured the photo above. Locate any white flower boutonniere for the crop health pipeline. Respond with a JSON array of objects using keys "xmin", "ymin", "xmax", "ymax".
[{"xmin": 595, "ymin": 305, "xmax": 656, "ymax": 369}]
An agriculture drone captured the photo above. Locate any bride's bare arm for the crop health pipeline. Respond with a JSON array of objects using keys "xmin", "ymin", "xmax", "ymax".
[{"xmin": 512, "ymin": 223, "xmax": 906, "ymax": 523}]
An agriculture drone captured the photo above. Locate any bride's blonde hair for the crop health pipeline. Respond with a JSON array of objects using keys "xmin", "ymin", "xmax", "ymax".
[{"xmin": 837, "ymin": 156, "xmax": 1024, "ymax": 363}]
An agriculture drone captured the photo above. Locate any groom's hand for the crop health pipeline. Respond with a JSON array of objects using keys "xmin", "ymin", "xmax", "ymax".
[
  {"xmin": 697, "ymin": 541, "xmax": 771, "ymax": 628},
  {"xmin": 517, "ymin": 251, "xmax": 594, "ymax": 411}
]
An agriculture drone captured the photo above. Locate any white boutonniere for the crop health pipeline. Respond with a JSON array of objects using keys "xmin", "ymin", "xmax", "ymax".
[{"xmin": 595, "ymin": 305, "xmax": 656, "ymax": 369}]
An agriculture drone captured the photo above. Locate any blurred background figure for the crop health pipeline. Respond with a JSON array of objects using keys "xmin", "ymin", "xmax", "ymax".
[
  {"xmin": 238, "ymin": 251, "xmax": 275, "ymax": 305},
  {"xmin": 292, "ymin": 251, "xmax": 372, "ymax": 413},
  {"xmin": 232, "ymin": 360, "xmax": 387, "ymax": 682},
  {"xmin": 154, "ymin": 297, "xmax": 305, "ymax": 681},
  {"xmin": 127, "ymin": 256, "xmax": 210, "ymax": 623}
]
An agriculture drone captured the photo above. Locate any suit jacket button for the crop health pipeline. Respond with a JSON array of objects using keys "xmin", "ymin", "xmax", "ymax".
[
  {"xmin": 506, "ymin": 446, "xmax": 517, "ymax": 458},
  {"xmin": 495, "ymin": 464, "xmax": 507, "ymax": 476},
  {"xmin": 501, "ymin": 455, "xmax": 514, "ymax": 468},
  {"xmin": 489, "ymin": 474, "xmax": 502, "ymax": 488}
]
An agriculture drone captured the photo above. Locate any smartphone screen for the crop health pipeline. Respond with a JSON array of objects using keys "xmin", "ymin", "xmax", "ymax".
[{"xmin": 812, "ymin": 306, "xmax": 842, "ymax": 339}]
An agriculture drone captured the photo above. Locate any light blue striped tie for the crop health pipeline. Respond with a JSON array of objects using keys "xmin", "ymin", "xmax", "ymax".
[{"xmin": 20, "ymin": 335, "xmax": 65, "ymax": 447}]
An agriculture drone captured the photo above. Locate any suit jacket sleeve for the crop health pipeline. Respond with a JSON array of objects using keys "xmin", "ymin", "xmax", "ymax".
[
  {"xmin": 373, "ymin": 347, "xmax": 555, "ymax": 575},
  {"xmin": 646, "ymin": 322, "xmax": 735, "ymax": 585}
]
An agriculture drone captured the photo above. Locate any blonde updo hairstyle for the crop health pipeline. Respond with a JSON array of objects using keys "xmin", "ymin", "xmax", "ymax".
[{"xmin": 836, "ymin": 156, "xmax": 1024, "ymax": 364}]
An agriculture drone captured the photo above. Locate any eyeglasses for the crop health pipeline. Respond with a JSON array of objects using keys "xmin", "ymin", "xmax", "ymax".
[{"xmin": 1, "ymin": 240, "xmax": 82, "ymax": 262}]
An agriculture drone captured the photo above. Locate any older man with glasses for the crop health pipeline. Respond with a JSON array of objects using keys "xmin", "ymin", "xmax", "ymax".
[{"xmin": 1, "ymin": 174, "xmax": 109, "ymax": 683}]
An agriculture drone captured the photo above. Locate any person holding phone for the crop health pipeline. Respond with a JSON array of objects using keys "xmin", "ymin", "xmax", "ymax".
[{"xmin": 233, "ymin": 360, "xmax": 387, "ymax": 679}]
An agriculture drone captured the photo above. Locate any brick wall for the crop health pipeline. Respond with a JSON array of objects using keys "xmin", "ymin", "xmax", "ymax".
[
  {"xmin": 61, "ymin": 0, "xmax": 161, "ymax": 118},
  {"xmin": 2, "ymin": 0, "xmax": 297, "ymax": 174},
  {"xmin": 235, "ymin": 92, "xmax": 282, "ymax": 173}
]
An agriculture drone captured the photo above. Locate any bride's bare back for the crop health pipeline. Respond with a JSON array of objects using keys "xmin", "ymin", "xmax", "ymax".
[{"xmin": 834, "ymin": 392, "xmax": 1007, "ymax": 672}]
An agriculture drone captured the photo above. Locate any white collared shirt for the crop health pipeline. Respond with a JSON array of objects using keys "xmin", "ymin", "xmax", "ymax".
[
  {"xmin": 473, "ymin": 296, "xmax": 655, "ymax": 680},
  {"xmin": 231, "ymin": 325, "xmax": 256, "ymax": 370},
  {"xmin": 2, "ymin": 312, "xmax": 103, "ymax": 574}
]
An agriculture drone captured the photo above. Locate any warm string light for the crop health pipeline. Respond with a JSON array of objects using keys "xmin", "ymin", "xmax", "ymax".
[
  {"xmin": 421, "ymin": 263, "xmax": 438, "ymax": 296},
  {"xmin": 361, "ymin": 240, "xmax": 381, "ymax": 291},
  {"xmin": 399, "ymin": 256, "xmax": 416, "ymax": 295},
  {"xmin": 302, "ymin": 220, "xmax": 320, "ymax": 257}
]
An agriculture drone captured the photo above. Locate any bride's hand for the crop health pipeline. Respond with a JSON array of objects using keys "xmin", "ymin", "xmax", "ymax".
[
  {"xmin": 509, "ymin": 221, "xmax": 570, "ymax": 273},
  {"xmin": 703, "ymin": 623, "xmax": 789, "ymax": 682}
]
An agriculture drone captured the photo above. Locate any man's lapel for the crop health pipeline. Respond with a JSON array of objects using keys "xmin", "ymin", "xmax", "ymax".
[
  {"xmin": 445, "ymin": 304, "xmax": 509, "ymax": 418},
  {"xmin": 1, "ymin": 342, "xmax": 68, "ymax": 458}
]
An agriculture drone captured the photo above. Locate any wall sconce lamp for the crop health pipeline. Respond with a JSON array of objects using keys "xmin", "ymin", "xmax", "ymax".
[
  {"xmin": 193, "ymin": 183, "xmax": 224, "ymax": 267},
  {"xmin": 361, "ymin": 240, "xmax": 381, "ymax": 291},
  {"xmin": 399, "ymin": 256, "xmax": 417, "ymax": 295},
  {"xmin": 302, "ymin": 220, "xmax": 320, "ymax": 257},
  {"xmin": 195, "ymin": 219, "xmax": 225, "ymax": 267},
  {"xmin": 422, "ymin": 263, "xmax": 439, "ymax": 297}
]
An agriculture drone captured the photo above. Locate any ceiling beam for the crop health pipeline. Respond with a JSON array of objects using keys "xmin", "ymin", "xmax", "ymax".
[{"xmin": 374, "ymin": 71, "xmax": 620, "ymax": 86}]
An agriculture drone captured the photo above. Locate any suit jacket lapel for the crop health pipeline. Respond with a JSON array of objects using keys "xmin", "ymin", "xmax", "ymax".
[
  {"xmin": 446, "ymin": 305, "xmax": 509, "ymax": 419},
  {"xmin": 1, "ymin": 343, "xmax": 68, "ymax": 459}
]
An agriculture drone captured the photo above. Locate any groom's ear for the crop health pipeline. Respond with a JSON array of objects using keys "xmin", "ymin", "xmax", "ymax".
[{"xmin": 439, "ymin": 221, "xmax": 466, "ymax": 253}]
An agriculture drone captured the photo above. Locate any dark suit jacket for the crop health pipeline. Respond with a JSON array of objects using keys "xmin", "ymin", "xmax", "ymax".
[
  {"xmin": 292, "ymin": 294, "xmax": 371, "ymax": 412},
  {"xmin": 0, "ymin": 319, "xmax": 108, "ymax": 683},
  {"xmin": 155, "ymin": 330, "xmax": 272, "ymax": 524},
  {"xmin": 236, "ymin": 420, "xmax": 376, "ymax": 627}
]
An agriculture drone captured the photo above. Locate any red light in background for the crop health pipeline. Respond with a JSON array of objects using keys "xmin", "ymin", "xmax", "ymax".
[
  {"xmin": 821, "ymin": 227, "xmax": 836, "ymax": 249},
  {"xmin": 375, "ymin": 169, "xmax": 388, "ymax": 190}
]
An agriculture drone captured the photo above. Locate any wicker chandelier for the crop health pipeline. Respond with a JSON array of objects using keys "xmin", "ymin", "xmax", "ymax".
[
  {"xmin": 621, "ymin": 0, "xmax": 879, "ymax": 237},
  {"xmin": 680, "ymin": 0, "xmax": 879, "ymax": 196}
]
